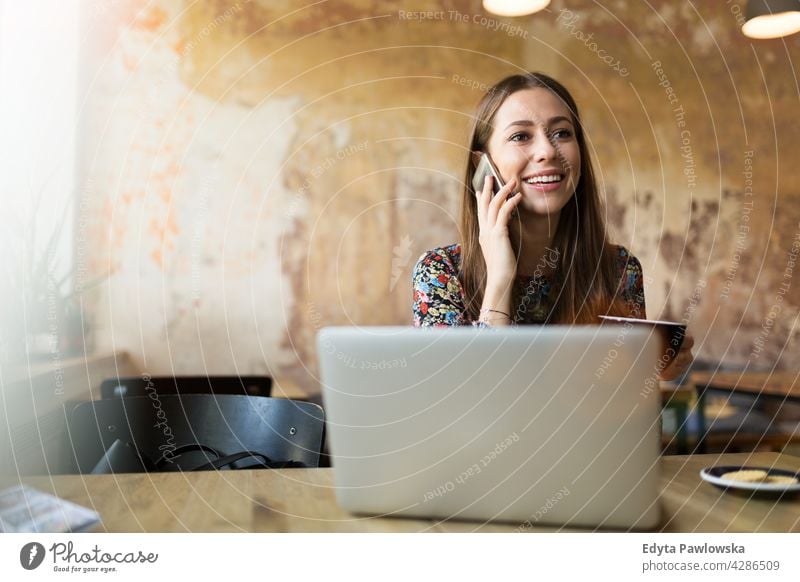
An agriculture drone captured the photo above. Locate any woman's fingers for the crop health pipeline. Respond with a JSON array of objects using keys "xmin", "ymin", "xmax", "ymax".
[
  {"xmin": 660, "ymin": 357, "xmax": 682, "ymax": 381},
  {"xmin": 476, "ymin": 175, "xmax": 492, "ymax": 231},
  {"xmin": 660, "ymin": 340, "xmax": 694, "ymax": 381},
  {"xmin": 486, "ymin": 177, "xmax": 518, "ymax": 225},
  {"xmin": 497, "ymin": 191, "xmax": 523, "ymax": 224},
  {"xmin": 674, "ymin": 334, "xmax": 694, "ymax": 371}
]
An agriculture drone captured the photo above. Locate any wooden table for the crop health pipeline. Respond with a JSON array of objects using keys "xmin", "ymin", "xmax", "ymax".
[
  {"xmin": 691, "ymin": 371, "xmax": 800, "ymax": 401},
  {"xmin": 9, "ymin": 452, "xmax": 800, "ymax": 532}
]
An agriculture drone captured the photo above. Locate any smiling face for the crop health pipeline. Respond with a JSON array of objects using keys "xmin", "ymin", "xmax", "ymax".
[{"xmin": 486, "ymin": 88, "xmax": 581, "ymax": 218}]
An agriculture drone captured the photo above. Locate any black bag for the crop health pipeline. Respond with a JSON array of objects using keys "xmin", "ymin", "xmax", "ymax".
[{"xmin": 91, "ymin": 439, "xmax": 308, "ymax": 474}]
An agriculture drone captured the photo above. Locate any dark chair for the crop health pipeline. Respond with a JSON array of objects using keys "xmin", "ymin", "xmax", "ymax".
[
  {"xmin": 66, "ymin": 394, "xmax": 324, "ymax": 473},
  {"xmin": 100, "ymin": 376, "xmax": 272, "ymax": 399},
  {"xmin": 689, "ymin": 360, "xmax": 794, "ymax": 453}
]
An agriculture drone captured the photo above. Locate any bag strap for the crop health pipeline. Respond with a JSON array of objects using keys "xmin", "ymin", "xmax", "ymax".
[
  {"xmin": 109, "ymin": 441, "xmax": 308, "ymax": 472},
  {"xmin": 153, "ymin": 443, "xmax": 223, "ymax": 470}
]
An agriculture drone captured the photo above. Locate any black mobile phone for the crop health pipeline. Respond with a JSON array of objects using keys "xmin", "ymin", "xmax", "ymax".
[{"xmin": 471, "ymin": 152, "xmax": 505, "ymax": 196}]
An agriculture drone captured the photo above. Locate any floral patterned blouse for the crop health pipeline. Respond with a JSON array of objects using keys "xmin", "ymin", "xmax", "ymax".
[{"xmin": 411, "ymin": 243, "xmax": 646, "ymax": 327}]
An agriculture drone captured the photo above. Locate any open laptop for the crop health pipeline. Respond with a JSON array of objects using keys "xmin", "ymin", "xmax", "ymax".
[{"xmin": 318, "ymin": 325, "xmax": 663, "ymax": 530}]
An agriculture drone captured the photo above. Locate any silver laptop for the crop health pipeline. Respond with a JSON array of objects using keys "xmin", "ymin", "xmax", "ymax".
[{"xmin": 318, "ymin": 325, "xmax": 663, "ymax": 529}]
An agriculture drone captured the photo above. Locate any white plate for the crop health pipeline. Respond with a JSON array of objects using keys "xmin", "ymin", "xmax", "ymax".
[{"xmin": 700, "ymin": 465, "xmax": 800, "ymax": 495}]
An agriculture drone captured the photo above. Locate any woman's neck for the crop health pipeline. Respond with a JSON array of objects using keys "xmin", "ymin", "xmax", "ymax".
[{"xmin": 509, "ymin": 210, "xmax": 561, "ymax": 276}]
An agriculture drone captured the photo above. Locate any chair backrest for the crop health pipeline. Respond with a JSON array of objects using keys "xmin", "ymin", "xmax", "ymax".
[
  {"xmin": 100, "ymin": 376, "xmax": 272, "ymax": 399},
  {"xmin": 67, "ymin": 394, "xmax": 324, "ymax": 473}
]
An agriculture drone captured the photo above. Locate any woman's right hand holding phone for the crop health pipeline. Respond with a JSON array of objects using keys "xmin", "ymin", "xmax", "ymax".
[{"xmin": 476, "ymin": 175, "xmax": 522, "ymax": 322}]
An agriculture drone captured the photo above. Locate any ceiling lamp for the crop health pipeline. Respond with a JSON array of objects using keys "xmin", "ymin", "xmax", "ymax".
[
  {"xmin": 482, "ymin": 0, "xmax": 551, "ymax": 17},
  {"xmin": 743, "ymin": 0, "xmax": 800, "ymax": 38}
]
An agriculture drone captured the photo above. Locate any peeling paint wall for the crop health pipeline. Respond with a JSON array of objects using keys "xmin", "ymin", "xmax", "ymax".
[
  {"xmin": 79, "ymin": 0, "xmax": 800, "ymax": 393},
  {"xmin": 525, "ymin": 1, "xmax": 800, "ymax": 371}
]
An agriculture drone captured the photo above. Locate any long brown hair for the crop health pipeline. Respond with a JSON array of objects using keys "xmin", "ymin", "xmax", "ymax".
[{"xmin": 460, "ymin": 72, "xmax": 632, "ymax": 324}]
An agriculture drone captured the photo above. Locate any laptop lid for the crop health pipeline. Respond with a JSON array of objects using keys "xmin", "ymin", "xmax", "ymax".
[{"xmin": 318, "ymin": 325, "xmax": 662, "ymax": 529}]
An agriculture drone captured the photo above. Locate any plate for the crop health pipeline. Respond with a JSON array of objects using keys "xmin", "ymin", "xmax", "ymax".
[{"xmin": 700, "ymin": 465, "xmax": 800, "ymax": 498}]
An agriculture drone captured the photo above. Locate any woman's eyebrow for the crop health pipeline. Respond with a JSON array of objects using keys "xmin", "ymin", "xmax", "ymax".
[{"xmin": 504, "ymin": 116, "xmax": 574, "ymax": 130}]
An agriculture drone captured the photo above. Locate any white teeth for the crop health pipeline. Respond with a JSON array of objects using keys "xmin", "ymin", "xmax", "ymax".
[{"xmin": 525, "ymin": 174, "xmax": 562, "ymax": 184}]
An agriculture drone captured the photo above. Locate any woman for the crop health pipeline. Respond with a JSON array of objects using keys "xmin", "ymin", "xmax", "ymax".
[{"xmin": 412, "ymin": 72, "xmax": 693, "ymax": 381}]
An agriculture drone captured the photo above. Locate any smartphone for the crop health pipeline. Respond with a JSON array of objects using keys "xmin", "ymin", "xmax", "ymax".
[{"xmin": 471, "ymin": 152, "xmax": 505, "ymax": 196}]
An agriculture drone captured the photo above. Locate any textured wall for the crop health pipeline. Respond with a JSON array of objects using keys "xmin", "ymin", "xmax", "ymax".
[{"xmin": 78, "ymin": 0, "xmax": 800, "ymax": 393}]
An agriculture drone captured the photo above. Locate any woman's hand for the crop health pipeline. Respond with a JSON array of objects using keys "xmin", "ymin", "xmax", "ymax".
[
  {"xmin": 659, "ymin": 332, "xmax": 694, "ymax": 382},
  {"xmin": 476, "ymin": 175, "xmax": 522, "ymax": 288}
]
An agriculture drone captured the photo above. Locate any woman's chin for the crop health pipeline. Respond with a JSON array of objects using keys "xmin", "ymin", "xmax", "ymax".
[{"xmin": 518, "ymin": 197, "xmax": 562, "ymax": 218}]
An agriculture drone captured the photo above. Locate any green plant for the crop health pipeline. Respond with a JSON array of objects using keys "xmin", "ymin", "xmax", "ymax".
[{"xmin": 0, "ymin": 191, "xmax": 105, "ymax": 364}]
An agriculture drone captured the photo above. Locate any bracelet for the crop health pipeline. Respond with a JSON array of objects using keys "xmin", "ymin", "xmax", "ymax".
[
  {"xmin": 479, "ymin": 308, "xmax": 511, "ymax": 319},
  {"xmin": 473, "ymin": 317, "xmax": 517, "ymax": 329}
]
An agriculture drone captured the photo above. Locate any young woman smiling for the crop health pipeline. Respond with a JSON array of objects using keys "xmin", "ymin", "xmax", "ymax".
[{"xmin": 411, "ymin": 72, "xmax": 693, "ymax": 381}]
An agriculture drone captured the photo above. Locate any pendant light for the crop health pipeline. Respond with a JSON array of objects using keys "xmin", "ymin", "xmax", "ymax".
[
  {"xmin": 482, "ymin": 0, "xmax": 550, "ymax": 18},
  {"xmin": 742, "ymin": 0, "xmax": 800, "ymax": 39}
]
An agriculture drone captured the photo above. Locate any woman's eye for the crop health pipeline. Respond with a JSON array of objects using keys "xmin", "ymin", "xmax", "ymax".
[
  {"xmin": 509, "ymin": 132, "xmax": 530, "ymax": 142},
  {"xmin": 550, "ymin": 128, "xmax": 573, "ymax": 140}
]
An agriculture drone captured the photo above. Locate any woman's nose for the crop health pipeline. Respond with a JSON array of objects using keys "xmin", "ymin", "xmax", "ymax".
[{"xmin": 532, "ymin": 136, "xmax": 557, "ymax": 162}]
